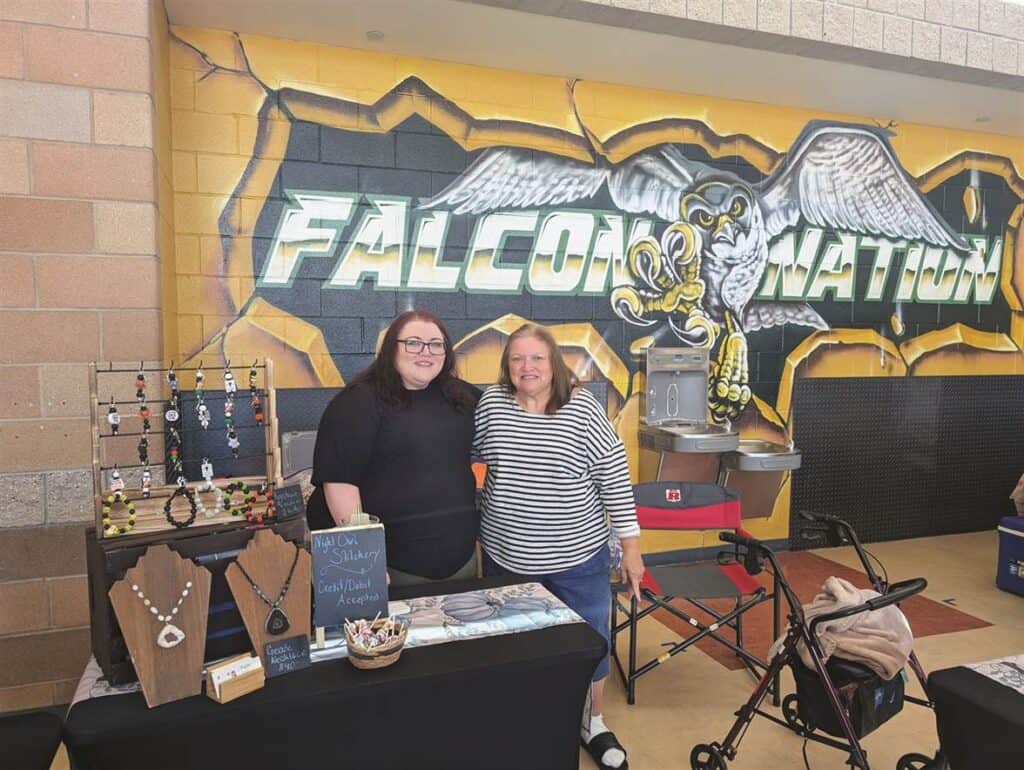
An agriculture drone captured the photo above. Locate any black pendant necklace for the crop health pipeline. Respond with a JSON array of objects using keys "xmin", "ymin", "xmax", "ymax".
[{"xmin": 233, "ymin": 547, "xmax": 300, "ymax": 635}]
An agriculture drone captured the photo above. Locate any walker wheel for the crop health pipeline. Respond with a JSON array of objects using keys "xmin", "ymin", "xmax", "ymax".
[
  {"xmin": 782, "ymin": 693, "xmax": 813, "ymax": 736},
  {"xmin": 690, "ymin": 743, "xmax": 727, "ymax": 770},
  {"xmin": 896, "ymin": 753, "xmax": 945, "ymax": 770}
]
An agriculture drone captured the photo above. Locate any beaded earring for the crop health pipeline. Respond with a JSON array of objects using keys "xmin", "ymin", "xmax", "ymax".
[{"xmin": 106, "ymin": 396, "xmax": 120, "ymax": 435}]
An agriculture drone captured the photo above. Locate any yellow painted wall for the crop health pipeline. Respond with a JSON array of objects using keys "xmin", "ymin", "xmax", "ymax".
[{"xmin": 166, "ymin": 26, "xmax": 1024, "ymax": 549}]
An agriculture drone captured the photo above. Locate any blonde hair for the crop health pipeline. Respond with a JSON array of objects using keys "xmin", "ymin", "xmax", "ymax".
[{"xmin": 498, "ymin": 323, "xmax": 578, "ymax": 415}]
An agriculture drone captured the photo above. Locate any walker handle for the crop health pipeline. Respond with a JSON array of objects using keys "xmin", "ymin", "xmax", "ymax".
[
  {"xmin": 799, "ymin": 509, "xmax": 846, "ymax": 525},
  {"xmin": 809, "ymin": 577, "xmax": 928, "ymax": 636},
  {"xmin": 719, "ymin": 531, "xmax": 758, "ymax": 549}
]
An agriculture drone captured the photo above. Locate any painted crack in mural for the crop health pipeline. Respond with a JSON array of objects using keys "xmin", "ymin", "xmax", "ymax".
[{"xmin": 169, "ymin": 29, "xmax": 1024, "ymax": 438}]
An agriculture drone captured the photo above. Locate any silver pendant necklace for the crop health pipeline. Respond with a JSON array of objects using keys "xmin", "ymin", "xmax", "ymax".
[{"xmin": 132, "ymin": 580, "xmax": 193, "ymax": 649}]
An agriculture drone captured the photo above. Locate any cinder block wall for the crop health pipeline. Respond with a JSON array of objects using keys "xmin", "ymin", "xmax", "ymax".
[
  {"xmin": 0, "ymin": 0, "xmax": 170, "ymax": 712},
  {"xmin": 479, "ymin": 0, "xmax": 1024, "ymax": 80}
]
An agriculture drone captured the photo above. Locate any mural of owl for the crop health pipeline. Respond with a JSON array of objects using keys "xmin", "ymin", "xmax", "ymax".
[{"xmin": 424, "ymin": 120, "xmax": 969, "ymax": 423}]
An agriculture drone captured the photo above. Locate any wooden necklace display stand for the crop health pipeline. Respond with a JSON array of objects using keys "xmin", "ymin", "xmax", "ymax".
[
  {"xmin": 225, "ymin": 529, "xmax": 311, "ymax": 668},
  {"xmin": 108, "ymin": 544, "xmax": 212, "ymax": 708}
]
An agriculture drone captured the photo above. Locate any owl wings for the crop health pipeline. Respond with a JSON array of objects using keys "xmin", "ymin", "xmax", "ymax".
[{"xmin": 422, "ymin": 120, "xmax": 969, "ymax": 332}]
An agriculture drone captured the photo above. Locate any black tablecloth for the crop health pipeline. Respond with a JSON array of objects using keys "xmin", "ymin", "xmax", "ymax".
[
  {"xmin": 929, "ymin": 665, "xmax": 1024, "ymax": 770},
  {"xmin": 63, "ymin": 577, "xmax": 605, "ymax": 770},
  {"xmin": 4, "ymin": 711, "xmax": 63, "ymax": 770}
]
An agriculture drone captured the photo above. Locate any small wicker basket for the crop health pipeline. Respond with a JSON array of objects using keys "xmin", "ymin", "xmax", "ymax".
[{"xmin": 344, "ymin": 620, "xmax": 408, "ymax": 670}]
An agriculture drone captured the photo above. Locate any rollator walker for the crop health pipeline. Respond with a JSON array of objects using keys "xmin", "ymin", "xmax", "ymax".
[{"xmin": 691, "ymin": 511, "xmax": 945, "ymax": 770}]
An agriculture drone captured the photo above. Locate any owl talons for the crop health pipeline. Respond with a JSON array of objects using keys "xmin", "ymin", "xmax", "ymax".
[
  {"xmin": 661, "ymin": 222, "xmax": 701, "ymax": 270},
  {"xmin": 611, "ymin": 285, "xmax": 656, "ymax": 326},
  {"xmin": 613, "ymin": 220, "xmax": 709, "ymax": 335},
  {"xmin": 683, "ymin": 310, "xmax": 719, "ymax": 350},
  {"xmin": 707, "ymin": 317, "xmax": 750, "ymax": 424},
  {"xmin": 626, "ymin": 236, "xmax": 667, "ymax": 292}
]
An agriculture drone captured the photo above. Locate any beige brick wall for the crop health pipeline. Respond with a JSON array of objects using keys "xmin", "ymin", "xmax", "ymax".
[
  {"xmin": 0, "ymin": 0, "xmax": 167, "ymax": 711},
  {"xmin": 477, "ymin": 0, "xmax": 1024, "ymax": 80}
]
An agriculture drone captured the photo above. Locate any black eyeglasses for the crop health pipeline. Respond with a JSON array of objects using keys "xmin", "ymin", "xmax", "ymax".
[{"xmin": 397, "ymin": 338, "xmax": 446, "ymax": 355}]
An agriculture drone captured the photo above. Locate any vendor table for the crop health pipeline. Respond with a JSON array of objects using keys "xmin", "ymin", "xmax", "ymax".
[
  {"xmin": 63, "ymin": 577, "xmax": 605, "ymax": 770},
  {"xmin": 929, "ymin": 664, "xmax": 1024, "ymax": 769}
]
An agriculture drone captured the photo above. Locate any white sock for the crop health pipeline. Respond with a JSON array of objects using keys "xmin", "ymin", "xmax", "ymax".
[{"xmin": 582, "ymin": 713, "xmax": 626, "ymax": 768}]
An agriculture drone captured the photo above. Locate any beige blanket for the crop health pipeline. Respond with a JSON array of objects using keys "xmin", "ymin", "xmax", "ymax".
[
  {"xmin": 1011, "ymin": 472, "xmax": 1024, "ymax": 515},
  {"xmin": 773, "ymin": 576, "xmax": 914, "ymax": 680}
]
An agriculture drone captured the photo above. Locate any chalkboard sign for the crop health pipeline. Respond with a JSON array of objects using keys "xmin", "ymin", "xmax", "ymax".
[
  {"xmin": 311, "ymin": 524, "xmax": 388, "ymax": 628},
  {"xmin": 273, "ymin": 484, "xmax": 305, "ymax": 521},
  {"xmin": 264, "ymin": 635, "xmax": 311, "ymax": 678}
]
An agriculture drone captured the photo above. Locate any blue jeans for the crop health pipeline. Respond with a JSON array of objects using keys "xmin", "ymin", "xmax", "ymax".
[{"xmin": 482, "ymin": 546, "xmax": 611, "ymax": 681}]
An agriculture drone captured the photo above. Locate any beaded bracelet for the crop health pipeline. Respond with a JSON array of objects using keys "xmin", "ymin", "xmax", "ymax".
[
  {"xmin": 102, "ymin": 491, "xmax": 137, "ymax": 536},
  {"xmin": 163, "ymin": 485, "xmax": 198, "ymax": 529},
  {"xmin": 248, "ymin": 483, "xmax": 276, "ymax": 525},
  {"xmin": 223, "ymin": 481, "xmax": 255, "ymax": 519},
  {"xmin": 195, "ymin": 481, "xmax": 224, "ymax": 519}
]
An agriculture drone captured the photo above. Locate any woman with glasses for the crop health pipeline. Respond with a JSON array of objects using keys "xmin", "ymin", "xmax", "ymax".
[
  {"xmin": 306, "ymin": 310, "xmax": 481, "ymax": 585},
  {"xmin": 474, "ymin": 323, "xmax": 643, "ymax": 770}
]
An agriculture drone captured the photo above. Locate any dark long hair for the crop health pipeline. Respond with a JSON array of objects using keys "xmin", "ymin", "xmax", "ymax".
[
  {"xmin": 498, "ymin": 323, "xmax": 578, "ymax": 415},
  {"xmin": 349, "ymin": 310, "xmax": 475, "ymax": 411}
]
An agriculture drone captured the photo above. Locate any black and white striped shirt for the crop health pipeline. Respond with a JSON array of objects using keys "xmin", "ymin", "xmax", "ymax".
[{"xmin": 474, "ymin": 385, "xmax": 640, "ymax": 575}]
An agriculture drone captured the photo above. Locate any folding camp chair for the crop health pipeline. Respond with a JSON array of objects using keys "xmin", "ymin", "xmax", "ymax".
[{"xmin": 611, "ymin": 481, "xmax": 780, "ymax": 705}]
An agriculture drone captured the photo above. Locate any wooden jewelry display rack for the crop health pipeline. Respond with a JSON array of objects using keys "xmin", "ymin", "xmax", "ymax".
[{"xmin": 89, "ymin": 359, "xmax": 284, "ymax": 540}]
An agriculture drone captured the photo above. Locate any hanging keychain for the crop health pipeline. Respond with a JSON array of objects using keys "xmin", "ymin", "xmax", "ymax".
[
  {"xmin": 195, "ymin": 364, "xmax": 210, "ymax": 430},
  {"xmin": 135, "ymin": 365, "xmax": 146, "ymax": 400},
  {"xmin": 249, "ymin": 361, "xmax": 263, "ymax": 425},
  {"xmin": 165, "ymin": 365, "xmax": 181, "ymax": 426},
  {"xmin": 137, "ymin": 364, "xmax": 151, "ymax": 465},
  {"xmin": 195, "ymin": 457, "xmax": 223, "ymax": 518},
  {"xmin": 141, "ymin": 466, "xmax": 152, "ymax": 499},
  {"xmin": 106, "ymin": 396, "xmax": 120, "ymax": 435},
  {"xmin": 167, "ymin": 426, "xmax": 184, "ymax": 486},
  {"xmin": 109, "ymin": 462, "xmax": 124, "ymax": 493},
  {"xmin": 224, "ymin": 363, "xmax": 239, "ymax": 457}
]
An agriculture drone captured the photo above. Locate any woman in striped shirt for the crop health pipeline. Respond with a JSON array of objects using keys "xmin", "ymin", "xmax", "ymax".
[{"xmin": 474, "ymin": 323, "xmax": 645, "ymax": 770}]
